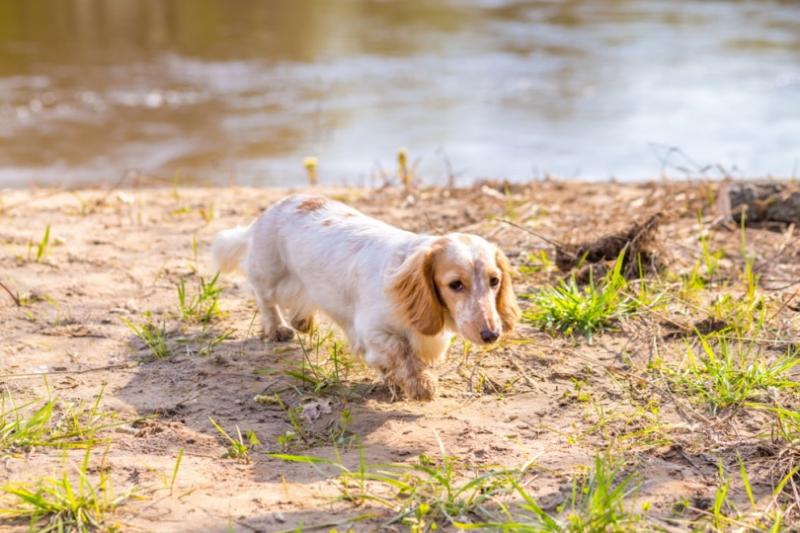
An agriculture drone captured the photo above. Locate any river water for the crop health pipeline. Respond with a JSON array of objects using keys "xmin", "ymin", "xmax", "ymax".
[{"xmin": 1, "ymin": 0, "xmax": 798, "ymax": 187}]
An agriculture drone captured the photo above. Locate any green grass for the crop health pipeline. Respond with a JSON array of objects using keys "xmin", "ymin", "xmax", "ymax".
[
  {"xmin": 559, "ymin": 457, "xmax": 643, "ymax": 532},
  {"xmin": 582, "ymin": 400, "xmax": 674, "ymax": 453},
  {"xmin": 170, "ymin": 448, "xmax": 183, "ymax": 496},
  {"xmin": 177, "ymin": 273, "xmax": 222, "ymax": 323},
  {"xmin": 28, "ymin": 224, "xmax": 51, "ymax": 263},
  {"xmin": 673, "ymin": 335, "xmax": 800, "ymax": 412},
  {"xmin": 271, "ymin": 394, "xmax": 354, "ymax": 452},
  {"xmin": 754, "ymin": 404, "xmax": 800, "ymax": 445},
  {"xmin": 288, "ymin": 328, "xmax": 356, "ymax": 395},
  {"xmin": 518, "ymin": 249, "xmax": 555, "ymax": 275},
  {"xmin": 273, "ymin": 394, "xmax": 305, "ymax": 451},
  {"xmin": 271, "ymin": 449, "xmax": 520, "ymax": 531},
  {"xmin": 707, "ymin": 292, "xmax": 765, "ymax": 336},
  {"xmin": 687, "ymin": 459, "xmax": 795, "ymax": 532},
  {"xmin": 522, "ymin": 254, "xmax": 634, "ymax": 338},
  {"xmin": 208, "ymin": 417, "xmax": 260, "ymax": 463},
  {"xmin": 490, "ymin": 456, "xmax": 644, "ymax": 532},
  {"xmin": 121, "ymin": 312, "xmax": 170, "ymax": 359},
  {"xmin": 0, "ymin": 450, "xmax": 134, "ymax": 532},
  {"xmin": 270, "ymin": 451, "xmax": 647, "ymax": 532},
  {"xmin": 198, "ymin": 202, "xmax": 215, "ymax": 224},
  {"xmin": 1, "ymin": 390, "xmax": 117, "ymax": 452},
  {"xmin": 196, "ymin": 328, "xmax": 234, "ymax": 357},
  {"xmin": 774, "ymin": 406, "xmax": 800, "ymax": 443},
  {"xmin": 739, "ymin": 215, "xmax": 760, "ymax": 302},
  {"xmin": 370, "ymin": 454, "xmax": 515, "ymax": 531},
  {"xmin": 676, "ymin": 221, "xmax": 725, "ymax": 303}
]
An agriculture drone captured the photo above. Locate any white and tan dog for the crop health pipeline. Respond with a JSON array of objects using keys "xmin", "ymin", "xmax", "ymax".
[{"xmin": 212, "ymin": 194, "xmax": 520, "ymax": 400}]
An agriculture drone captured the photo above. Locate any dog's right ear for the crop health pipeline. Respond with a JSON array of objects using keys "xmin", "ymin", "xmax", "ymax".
[{"xmin": 389, "ymin": 246, "xmax": 445, "ymax": 336}]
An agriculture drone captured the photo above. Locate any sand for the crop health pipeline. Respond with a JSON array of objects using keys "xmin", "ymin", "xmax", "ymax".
[{"xmin": 1, "ymin": 180, "xmax": 798, "ymax": 531}]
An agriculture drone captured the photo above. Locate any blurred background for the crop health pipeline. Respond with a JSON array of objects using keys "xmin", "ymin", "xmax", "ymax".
[{"xmin": 0, "ymin": 0, "xmax": 798, "ymax": 188}]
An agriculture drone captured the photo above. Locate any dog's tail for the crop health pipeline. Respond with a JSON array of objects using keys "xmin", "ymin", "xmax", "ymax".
[{"xmin": 211, "ymin": 225, "xmax": 250, "ymax": 274}]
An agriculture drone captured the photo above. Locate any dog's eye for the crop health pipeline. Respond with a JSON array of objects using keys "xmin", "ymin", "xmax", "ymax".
[
  {"xmin": 448, "ymin": 280, "xmax": 464, "ymax": 292},
  {"xmin": 489, "ymin": 276, "xmax": 500, "ymax": 288}
]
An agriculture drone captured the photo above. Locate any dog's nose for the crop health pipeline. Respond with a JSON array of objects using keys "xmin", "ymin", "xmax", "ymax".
[{"xmin": 480, "ymin": 329, "xmax": 500, "ymax": 343}]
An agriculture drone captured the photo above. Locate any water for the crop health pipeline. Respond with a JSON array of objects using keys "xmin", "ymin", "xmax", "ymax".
[{"xmin": 1, "ymin": 0, "xmax": 798, "ymax": 187}]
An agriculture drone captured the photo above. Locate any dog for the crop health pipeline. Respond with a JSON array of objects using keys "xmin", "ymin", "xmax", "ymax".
[{"xmin": 212, "ymin": 194, "xmax": 520, "ymax": 400}]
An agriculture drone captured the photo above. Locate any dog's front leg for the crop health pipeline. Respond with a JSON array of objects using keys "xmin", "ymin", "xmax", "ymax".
[{"xmin": 364, "ymin": 332, "xmax": 437, "ymax": 401}]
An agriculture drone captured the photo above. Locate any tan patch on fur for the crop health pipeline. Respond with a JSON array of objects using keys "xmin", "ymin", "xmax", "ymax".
[
  {"xmin": 297, "ymin": 196, "xmax": 326, "ymax": 213},
  {"xmin": 322, "ymin": 220, "xmax": 332, "ymax": 227}
]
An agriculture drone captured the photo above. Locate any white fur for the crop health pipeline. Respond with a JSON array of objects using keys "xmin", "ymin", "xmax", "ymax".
[{"xmin": 211, "ymin": 225, "xmax": 250, "ymax": 273}]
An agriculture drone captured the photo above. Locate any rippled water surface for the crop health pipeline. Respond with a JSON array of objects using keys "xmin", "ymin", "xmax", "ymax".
[{"xmin": 1, "ymin": 0, "xmax": 799, "ymax": 186}]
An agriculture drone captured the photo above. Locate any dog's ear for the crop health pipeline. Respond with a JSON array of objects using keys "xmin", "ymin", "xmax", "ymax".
[
  {"xmin": 390, "ymin": 246, "xmax": 445, "ymax": 336},
  {"xmin": 495, "ymin": 248, "xmax": 521, "ymax": 333}
]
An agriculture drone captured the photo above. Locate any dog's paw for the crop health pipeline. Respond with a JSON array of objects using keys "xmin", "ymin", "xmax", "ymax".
[
  {"xmin": 269, "ymin": 326, "xmax": 295, "ymax": 343},
  {"xmin": 403, "ymin": 370, "xmax": 438, "ymax": 401},
  {"xmin": 291, "ymin": 314, "xmax": 315, "ymax": 334}
]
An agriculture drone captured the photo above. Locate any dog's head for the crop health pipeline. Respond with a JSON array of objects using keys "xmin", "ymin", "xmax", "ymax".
[{"xmin": 389, "ymin": 234, "xmax": 520, "ymax": 345}]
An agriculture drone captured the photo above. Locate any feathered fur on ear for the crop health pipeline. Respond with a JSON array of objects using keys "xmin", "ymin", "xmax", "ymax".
[
  {"xmin": 389, "ymin": 246, "xmax": 445, "ymax": 336},
  {"xmin": 495, "ymin": 249, "xmax": 521, "ymax": 332}
]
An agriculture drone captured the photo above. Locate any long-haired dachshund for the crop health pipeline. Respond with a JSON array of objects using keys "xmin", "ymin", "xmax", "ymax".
[{"xmin": 212, "ymin": 194, "xmax": 520, "ymax": 400}]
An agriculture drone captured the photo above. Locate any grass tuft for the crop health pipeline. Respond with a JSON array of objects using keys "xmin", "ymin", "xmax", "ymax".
[
  {"xmin": 0, "ymin": 450, "xmax": 134, "ymax": 532},
  {"xmin": 36, "ymin": 224, "xmax": 51, "ymax": 262},
  {"xmin": 177, "ymin": 273, "xmax": 222, "ymax": 324},
  {"xmin": 271, "ymin": 449, "xmax": 519, "ymax": 531},
  {"xmin": 121, "ymin": 312, "xmax": 170, "ymax": 359},
  {"xmin": 558, "ymin": 456, "xmax": 642, "ymax": 532},
  {"xmin": 523, "ymin": 253, "xmax": 633, "ymax": 338},
  {"xmin": 271, "ymin": 394, "xmax": 354, "ymax": 452},
  {"xmin": 270, "ymin": 451, "xmax": 646, "ymax": 532},
  {"xmin": 472, "ymin": 455, "xmax": 644, "ymax": 532},
  {"xmin": 208, "ymin": 417, "xmax": 260, "ymax": 463},
  {"xmin": 1, "ymin": 390, "xmax": 118, "ymax": 452},
  {"xmin": 287, "ymin": 328, "xmax": 356, "ymax": 395},
  {"xmin": 672, "ymin": 335, "xmax": 800, "ymax": 412},
  {"xmin": 688, "ymin": 459, "xmax": 795, "ymax": 531},
  {"xmin": 518, "ymin": 249, "xmax": 555, "ymax": 275}
]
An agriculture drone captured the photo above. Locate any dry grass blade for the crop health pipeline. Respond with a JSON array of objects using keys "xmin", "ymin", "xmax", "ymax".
[{"xmin": 0, "ymin": 279, "xmax": 22, "ymax": 306}]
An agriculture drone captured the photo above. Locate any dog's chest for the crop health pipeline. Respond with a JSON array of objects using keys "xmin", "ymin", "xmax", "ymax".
[{"xmin": 412, "ymin": 331, "xmax": 452, "ymax": 365}]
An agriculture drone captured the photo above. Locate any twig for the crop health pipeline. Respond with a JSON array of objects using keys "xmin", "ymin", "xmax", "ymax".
[
  {"xmin": 768, "ymin": 288, "xmax": 800, "ymax": 322},
  {"xmin": 0, "ymin": 363, "xmax": 135, "ymax": 381},
  {"xmin": 92, "ymin": 170, "xmax": 135, "ymax": 210},
  {"xmin": 0, "ymin": 279, "xmax": 20, "ymax": 306},
  {"xmin": 497, "ymin": 218, "xmax": 564, "ymax": 248},
  {"xmin": 506, "ymin": 355, "xmax": 539, "ymax": 391},
  {"xmin": 273, "ymin": 513, "xmax": 378, "ymax": 533}
]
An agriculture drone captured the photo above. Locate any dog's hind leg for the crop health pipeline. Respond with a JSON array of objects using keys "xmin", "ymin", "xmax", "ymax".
[
  {"xmin": 244, "ymin": 213, "xmax": 295, "ymax": 343},
  {"xmin": 252, "ymin": 288, "xmax": 294, "ymax": 342},
  {"xmin": 290, "ymin": 311, "xmax": 316, "ymax": 333},
  {"xmin": 247, "ymin": 255, "xmax": 294, "ymax": 342}
]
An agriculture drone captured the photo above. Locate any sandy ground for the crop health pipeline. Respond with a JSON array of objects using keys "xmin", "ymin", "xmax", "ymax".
[{"xmin": 1, "ymin": 181, "xmax": 799, "ymax": 532}]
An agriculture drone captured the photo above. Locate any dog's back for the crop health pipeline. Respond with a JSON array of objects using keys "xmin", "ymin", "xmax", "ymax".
[{"xmin": 212, "ymin": 194, "xmax": 427, "ymax": 343}]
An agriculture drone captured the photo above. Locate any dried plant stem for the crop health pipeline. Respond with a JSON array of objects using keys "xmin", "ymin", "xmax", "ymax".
[{"xmin": 0, "ymin": 279, "xmax": 21, "ymax": 306}]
